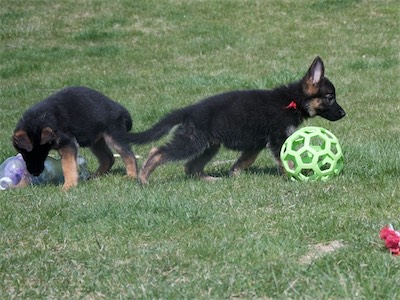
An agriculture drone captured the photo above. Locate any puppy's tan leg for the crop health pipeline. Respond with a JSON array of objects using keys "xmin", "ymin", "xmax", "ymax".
[
  {"xmin": 230, "ymin": 150, "xmax": 262, "ymax": 176},
  {"xmin": 90, "ymin": 137, "xmax": 115, "ymax": 176},
  {"xmin": 58, "ymin": 146, "xmax": 78, "ymax": 191},
  {"xmin": 104, "ymin": 134, "xmax": 138, "ymax": 179},
  {"xmin": 139, "ymin": 147, "xmax": 166, "ymax": 184}
]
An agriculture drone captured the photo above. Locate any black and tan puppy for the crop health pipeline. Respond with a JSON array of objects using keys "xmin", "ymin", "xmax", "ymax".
[
  {"xmin": 13, "ymin": 86, "xmax": 138, "ymax": 190},
  {"xmin": 130, "ymin": 57, "xmax": 346, "ymax": 184}
]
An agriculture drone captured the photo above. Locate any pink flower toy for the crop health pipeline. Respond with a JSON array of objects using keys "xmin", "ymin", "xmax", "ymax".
[{"xmin": 380, "ymin": 224, "xmax": 400, "ymax": 256}]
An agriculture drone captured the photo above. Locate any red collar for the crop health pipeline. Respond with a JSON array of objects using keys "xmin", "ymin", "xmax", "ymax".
[{"xmin": 285, "ymin": 100, "xmax": 297, "ymax": 110}]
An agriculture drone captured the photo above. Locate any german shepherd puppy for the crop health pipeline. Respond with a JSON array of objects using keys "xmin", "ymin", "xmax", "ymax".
[
  {"xmin": 130, "ymin": 57, "xmax": 345, "ymax": 184},
  {"xmin": 13, "ymin": 86, "xmax": 138, "ymax": 190}
]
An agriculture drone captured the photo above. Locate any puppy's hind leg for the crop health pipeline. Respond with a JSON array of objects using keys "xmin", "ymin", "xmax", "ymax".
[
  {"xmin": 104, "ymin": 134, "xmax": 138, "ymax": 179},
  {"xmin": 230, "ymin": 149, "xmax": 262, "ymax": 176},
  {"xmin": 139, "ymin": 124, "xmax": 209, "ymax": 184},
  {"xmin": 184, "ymin": 143, "xmax": 221, "ymax": 181},
  {"xmin": 90, "ymin": 137, "xmax": 115, "ymax": 177},
  {"xmin": 139, "ymin": 147, "xmax": 167, "ymax": 184}
]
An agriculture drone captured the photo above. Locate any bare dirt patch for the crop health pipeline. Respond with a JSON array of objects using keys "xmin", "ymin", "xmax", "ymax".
[{"xmin": 299, "ymin": 240, "xmax": 345, "ymax": 265}]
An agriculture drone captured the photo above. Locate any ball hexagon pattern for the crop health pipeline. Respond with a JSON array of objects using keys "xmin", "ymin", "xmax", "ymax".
[{"xmin": 280, "ymin": 126, "xmax": 344, "ymax": 182}]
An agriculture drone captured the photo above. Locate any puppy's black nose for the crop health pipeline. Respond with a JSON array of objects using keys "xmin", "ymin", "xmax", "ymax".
[
  {"xmin": 340, "ymin": 110, "xmax": 346, "ymax": 117},
  {"xmin": 28, "ymin": 167, "xmax": 44, "ymax": 176}
]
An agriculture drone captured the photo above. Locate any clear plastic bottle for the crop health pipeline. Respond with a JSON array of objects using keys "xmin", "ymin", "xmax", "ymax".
[
  {"xmin": 31, "ymin": 156, "xmax": 64, "ymax": 185},
  {"xmin": 77, "ymin": 156, "xmax": 90, "ymax": 180},
  {"xmin": 31, "ymin": 156, "xmax": 89, "ymax": 185}
]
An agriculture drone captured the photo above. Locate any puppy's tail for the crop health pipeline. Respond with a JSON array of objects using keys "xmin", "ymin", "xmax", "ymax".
[{"xmin": 129, "ymin": 108, "xmax": 188, "ymax": 145}]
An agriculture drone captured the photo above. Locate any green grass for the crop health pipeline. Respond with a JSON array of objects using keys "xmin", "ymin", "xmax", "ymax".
[{"xmin": 1, "ymin": 0, "xmax": 400, "ymax": 298}]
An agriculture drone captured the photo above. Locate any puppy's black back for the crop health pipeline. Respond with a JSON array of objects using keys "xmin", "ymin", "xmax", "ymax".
[
  {"xmin": 130, "ymin": 86, "xmax": 305, "ymax": 151},
  {"xmin": 185, "ymin": 88, "xmax": 305, "ymax": 150},
  {"xmin": 17, "ymin": 86, "xmax": 132, "ymax": 147}
]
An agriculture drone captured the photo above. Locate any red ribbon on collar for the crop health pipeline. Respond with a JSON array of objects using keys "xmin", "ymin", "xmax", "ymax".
[{"xmin": 285, "ymin": 101, "xmax": 297, "ymax": 110}]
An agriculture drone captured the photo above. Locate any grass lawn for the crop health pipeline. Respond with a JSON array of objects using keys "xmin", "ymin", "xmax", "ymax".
[{"xmin": 1, "ymin": 0, "xmax": 399, "ymax": 298}]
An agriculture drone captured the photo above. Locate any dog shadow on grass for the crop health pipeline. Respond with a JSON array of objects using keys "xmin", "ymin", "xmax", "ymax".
[
  {"xmin": 208, "ymin": 159, "xmax": 280, "ymax": 177},
  {"xmin": 97, "ymin": 163, "xmax": 281, "ymax": 185},
  {"xmin": 203, "ymin": 166, "xmax": 281, "ymax": 181}
]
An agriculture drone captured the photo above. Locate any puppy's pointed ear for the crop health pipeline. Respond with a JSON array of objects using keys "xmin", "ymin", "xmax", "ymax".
[
  {"xmin": 40, "ymin": 127, "xmax": 56, "ymax": 145},
  {"xmin": 13, "ymin": 130, "xmax": 33, "ymax": 152},
  {"xmin": 306, "ymin": 56, "xmax": 325, "ymax": 86}
]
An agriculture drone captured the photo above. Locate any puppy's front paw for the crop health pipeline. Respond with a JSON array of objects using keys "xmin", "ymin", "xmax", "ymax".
[
  {"xmin": 62, "ymin": 180, "xmax": 78, "ymax": 191},
  {"xmin": 139, "ymin": 175, "xmax": 149, "ymax": 185}
]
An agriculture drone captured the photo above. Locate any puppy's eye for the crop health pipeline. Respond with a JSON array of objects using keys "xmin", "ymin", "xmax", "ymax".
[{"xmin": 326, "ymin": 94, "xmax": 335, "ymax": 102}]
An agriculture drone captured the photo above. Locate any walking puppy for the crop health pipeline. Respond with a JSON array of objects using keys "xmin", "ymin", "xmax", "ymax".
[
  {"xmin": 130, "ymin": 56, "xmax": 346, "ymax": 184},
  {"xmin": 13, "ymin": 86, "xmax": 138, "ymax": 190}
]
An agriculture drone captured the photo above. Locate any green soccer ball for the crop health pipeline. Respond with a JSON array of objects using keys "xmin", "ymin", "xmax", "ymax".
[{"xmin": 280, "ymin": 126, "xmax": 344, "ymax": 182}]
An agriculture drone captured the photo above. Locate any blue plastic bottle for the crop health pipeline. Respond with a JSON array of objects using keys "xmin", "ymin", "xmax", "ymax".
[{"xmin": 0, "ymin": 154, "xmax": 28, "ymax": 190}]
